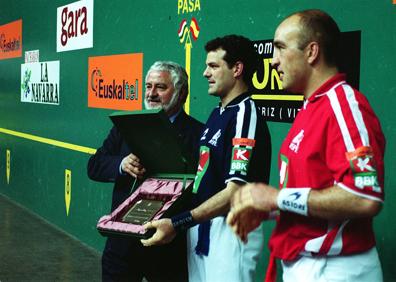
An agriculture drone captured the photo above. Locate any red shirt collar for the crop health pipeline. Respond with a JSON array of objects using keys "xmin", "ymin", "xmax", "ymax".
[{"xmin": 307, "ymin": 73, "xmax": 347, "ymax": 103}]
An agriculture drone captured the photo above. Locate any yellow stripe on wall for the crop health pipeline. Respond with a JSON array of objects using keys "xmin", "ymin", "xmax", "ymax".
[
  {"xmin": 252, "ymin": 94, "xmax": 304, "ymax": 101},
  {"xmin": 0, "ymin": 128, "xmax": 97, "ymax": 155}
]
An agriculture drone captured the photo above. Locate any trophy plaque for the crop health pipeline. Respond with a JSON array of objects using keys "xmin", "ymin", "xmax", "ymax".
[
  {"xmin": 122, "ymin": 199, "xmax": 164, "ymax": 225},
  {"xmin": 96, "ymin": 109, "xmax": 195, "ymax": 239}
]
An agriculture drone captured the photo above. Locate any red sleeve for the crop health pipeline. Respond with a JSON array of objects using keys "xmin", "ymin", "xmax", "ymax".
[{"xmin": 325, "ymin": 84, "xmax": 385, "ymax": 202}]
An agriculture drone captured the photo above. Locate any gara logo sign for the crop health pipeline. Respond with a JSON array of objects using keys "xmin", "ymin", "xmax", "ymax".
[{"xmin": 57, "ymin": 0, "xmax": 93, "ymax": 52}]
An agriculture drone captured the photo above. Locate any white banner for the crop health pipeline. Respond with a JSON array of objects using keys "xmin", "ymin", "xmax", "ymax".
[
  {"xmin": 21, "ymin": 61, "xmax": 60, "ymax": 105},
  {"xmin": 56, "ymin": 0, "xmax": 94, "ymax": 52},
  {"xmin": 25, "ymin": 50, "xmax": 39, "ymax": 63}
]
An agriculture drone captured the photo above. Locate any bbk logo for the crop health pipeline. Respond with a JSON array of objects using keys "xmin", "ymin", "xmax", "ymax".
[
  {"xmin": 230, "ymin": 147, "xmax": 251, "ymax": 175},
  {"xmin": 356, "ymin": 157, "xmax": 376, "ymax": 172},
  {"xmin": 208, "ymin": 129, "xmax": 221, "ymax": 147},
  {"xmin": 289, "ymin": 129, "xmax": 304, "ymax": 153},
  {"xmin": 233, "ymin": 149, "xmax": 251, "ymax": 161},
  {"xmin": 231, "ymin": 162, "xmax": 248, "ymax": 172},
  {"xmin": 355, "ymin": 173, "xmax": 381, "ymax": 193}
]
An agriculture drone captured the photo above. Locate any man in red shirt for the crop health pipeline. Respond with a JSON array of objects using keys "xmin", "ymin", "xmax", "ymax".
[{"xmin": 227, "ymin": 9, "xmax": 385, "ymax": 282}]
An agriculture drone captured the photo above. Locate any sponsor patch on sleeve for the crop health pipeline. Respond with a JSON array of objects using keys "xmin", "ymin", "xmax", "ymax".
[
  {"xmin": 193, "ymin": 146, "xmax": 210, "ymax": 193},
  {"xmin": 346, "ymin": 146, "xmax": 381, "ymax": 192},
  {"xmin": 230, "ymin": 147, "xmax": 252, "ymax": 176},
  {"xmin": 232, "ymin": 138, "xmax": 256, "ymax": 147}
]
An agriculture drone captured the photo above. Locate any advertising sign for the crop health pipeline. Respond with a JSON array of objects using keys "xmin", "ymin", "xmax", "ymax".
[
  {"xmin": 57, "ymin": 0, "xmax": 93, "ymax": 52},
  {"xmin": 0, "ymin": 19, "xmax": 22, "ymax": 60},
  {"xmin": 88, "ymin": 53, "xmax": 143, "ymax": 111},
  {"xmin": 21, "ymin": 61, "xmax": 60, "ymax": 105},
  {"xmin": 252, "ymin": 31, "xmax": 361, "ymax": 123}
]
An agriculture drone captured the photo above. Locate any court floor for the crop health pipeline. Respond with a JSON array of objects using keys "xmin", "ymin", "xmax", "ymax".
[{"xmin": 0, "ymin": 193, "xmax": 101, "ymax": 281}]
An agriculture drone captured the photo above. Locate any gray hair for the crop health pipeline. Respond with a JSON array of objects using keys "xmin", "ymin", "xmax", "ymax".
[{"xmin": 145, "ymin": 61, "xmax": 189, "ymax": 103}]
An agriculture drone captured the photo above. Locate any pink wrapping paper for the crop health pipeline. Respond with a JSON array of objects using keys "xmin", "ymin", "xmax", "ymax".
[{"xmin": 97, "ymin": 178, "xmax": 191, "ymax": 235}]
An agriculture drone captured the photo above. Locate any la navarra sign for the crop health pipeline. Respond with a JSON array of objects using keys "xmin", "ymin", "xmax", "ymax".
[{"xmin": 21, "ymin": 61, "xmax": 60, "ymax": 105}]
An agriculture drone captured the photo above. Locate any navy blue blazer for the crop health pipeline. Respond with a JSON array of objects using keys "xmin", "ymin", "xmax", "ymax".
[{"xmin": 88, "ymin": 110, "xmax": 203, "ymax": 210}]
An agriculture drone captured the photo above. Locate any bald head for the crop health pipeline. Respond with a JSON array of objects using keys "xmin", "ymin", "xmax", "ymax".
[{"xmin": 282, "ymin": 9, "xmax": 341, "ymax": 67}]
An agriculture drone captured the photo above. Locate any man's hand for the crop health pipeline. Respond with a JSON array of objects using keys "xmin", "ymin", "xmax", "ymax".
[
  {"xmin": 227, "ymin": 183, "xmax": 279, "ymax": 242},
  {"xmin": 121, "ymin": 153, "xmax": 146, "ymax": 179},
  {"xmin": 230, "ymin": 208, "xmax": 269, "ymax": 243},
  {"xmin": 140, "ymin": 218, "xmax": 176, "ymax": 246}
]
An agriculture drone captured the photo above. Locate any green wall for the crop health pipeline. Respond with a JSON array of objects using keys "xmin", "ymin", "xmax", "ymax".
[{"xmin": 0, "ymin": 1, "xmax": 395, "ymax": 281}]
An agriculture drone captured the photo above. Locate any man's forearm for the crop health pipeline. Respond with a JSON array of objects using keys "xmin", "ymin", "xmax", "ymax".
[
  {"xmin": 230, "ymin": 183, "xmax": 383, "ymax": 222},
  {"xmin": 191, "ymin": 181, "xmax": 241, "ymax": 222},
  {"xmin": 307, "ymin": 185, "xmax": 382, "ymax": 220}
]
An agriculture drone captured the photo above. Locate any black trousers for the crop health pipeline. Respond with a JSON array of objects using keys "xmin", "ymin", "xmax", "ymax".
[{"xmin": 102, "ymin": 234, "xmax": 188, "ymax": 282}]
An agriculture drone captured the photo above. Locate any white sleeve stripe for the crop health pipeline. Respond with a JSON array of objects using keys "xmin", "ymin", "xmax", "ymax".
[
  {"xmin": 327, "ymin": 88, "xmax": 355, "ymax": 152},
  {"xmin": 225, "ymin": 177, "xmax": 248, "ymax": 184},
  {"xmin": 343, "ymin": 84, "xmax": 369, "ymax": 147},
  {"xmin": 337, "ymin": 183, "xmax": 384, "ymax": 203},
  {"xmin": 235, "ymin": 99, "xmax": 257, "ymax": 140},
  {"xmin": 247, "ymin": 100, "xmax": 257, "ymax": 139},
  {"xmin": 235, "ymin": 102, "xmax": 245, "ymax": 138}
]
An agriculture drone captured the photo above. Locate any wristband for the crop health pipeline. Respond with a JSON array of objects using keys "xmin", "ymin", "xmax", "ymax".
[
  {"xmin": 171, "ymin": 211, "xmax": 196, "ymax": 232},
  {"xmin": 277, "ymin": 188, "xmax": 311, "ymax": 216}
]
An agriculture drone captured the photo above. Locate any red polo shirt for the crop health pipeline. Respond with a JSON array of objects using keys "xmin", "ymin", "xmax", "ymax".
[{"xmin": 269, "ymin": 74, "xmax": 385, "ymax": 260}]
